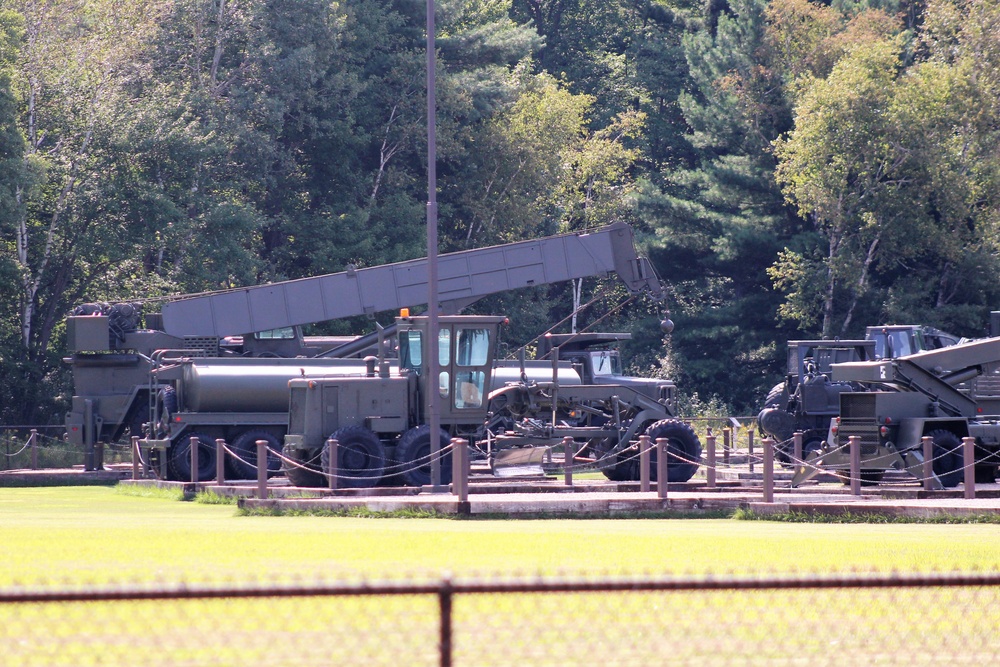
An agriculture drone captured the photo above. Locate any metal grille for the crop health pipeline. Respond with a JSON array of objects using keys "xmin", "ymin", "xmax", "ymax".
[{"xmin": 838, "ymin": 393, "xmax": 880, "ymax": 453}]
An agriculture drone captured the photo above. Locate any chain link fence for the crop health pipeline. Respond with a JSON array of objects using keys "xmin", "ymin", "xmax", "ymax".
[{"xmin": 2, "ymin": 571, "xmax": 999, "ymax": 666}]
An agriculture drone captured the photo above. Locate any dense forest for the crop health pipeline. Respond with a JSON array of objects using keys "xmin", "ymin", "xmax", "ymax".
[{"xmin": 0, "ymin": 0, "xmax": 998, "ymax": 425}]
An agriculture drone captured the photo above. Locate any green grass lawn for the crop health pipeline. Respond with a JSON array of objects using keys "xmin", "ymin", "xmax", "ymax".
[
  {"xmin": 2, "ymin": 487, "xmax": 999, "ymax": 666},
  {"xmin": 1, "ymin": 486, "xmax": 999, "ymax": 586}
]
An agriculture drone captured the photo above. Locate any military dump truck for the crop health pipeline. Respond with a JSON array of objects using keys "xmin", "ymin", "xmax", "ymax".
[
  {"xmin": 757, "ymin": 324, "xmax": 962, "ymax": 465},
  {"xmin": 64, "ymin": 222, "xmax": 690, "ymax": 481},
  {"xmin": 791, "ymin": 336, "xmax": 1000, "ymax": 488},
  {"xmin": 281, "ymin": 313, "xmax": 701, "ymax": 488}
]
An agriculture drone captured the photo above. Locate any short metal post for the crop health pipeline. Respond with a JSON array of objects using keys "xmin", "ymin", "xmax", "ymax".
[
  {"xmin": 922, "ymin": 436, "xmax": 934, "ymax": 492},
  {"xmin": 656, "ymin": 438, "xmax": 669, "ymax": 500},
  {"xmin": 963, "ymin": 436, "xmax": 976, "ymax": 499},
  {"xmin": 215, "ymin": 439, "xmax": 226, "ymax": 486},
  {"xmin": 723, "ymin": 427, "xmax": 731, "ymax": 466},
  {"xmin": 562, "ymin": 436, "xmax": 573, "ymax": 487},
  {"xmin": 451, "ymin": 438, "xmax": 468, "ymax": 502},
  {"xmin": 748, "ymin": 430, "xmax": 754, "ymax": 474},
  {"xmin": 439, "ymin": 576, "xmax": 453, "ymax": 667},
  {"xmin": 639, "ymin": 434, "xmax": 651, "ymax": 493},
  {"xmin": 131, "ymin": 436, "xmax": 140, "ymax": 480},
  {"xmin": 763, "ymin": 437, "xmax": 774, "ymax": 503},
  {"xmin": 256, "ymin": 439, "xmax": 268, "ymax": 499},
  {"xmin": 793, "ymin": 431, "xmax": 803, "ymax": 465},
  {"xmin": 849, "ymin": 435, "xmax": 861, "ymax": 496},
  {"xmin": 30, "ymin": 429, "xmax": 38, "ymax": 470},
  {"xmin": 190, "ymin": 436, "xmax": 199, "ymax": 485},
  {"xmin": 706, "ymin": 434, "xmax": 717, "ymax": 489},
  {"xmin": 326, "ymin": 438, "xmax": 338, "ymax": 490}
]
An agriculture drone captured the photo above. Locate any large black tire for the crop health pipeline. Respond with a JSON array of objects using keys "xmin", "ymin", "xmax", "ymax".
[
  {"xmin": 764, "ymin": 382, "xmax": 789, "ymax": 410},
  {"xmin": 645, "ymin": 419, "xmax": 702, "ymax": 483},
  {"xmin": 595, "ymin": 436, "xmax": 635, "ymax": 481},
  {"xmin": 229, "ymin": 430, "xmax": 283, "ymax": 479},
  {"xmin": 167, "ymin": 432, "xmax": 218, "ymax": 482},
  {"xmin": 281, "ymin": 444, "xmax": 325, "ymax": 488},
  {"xmin": 928, "ymin": 429, "xmax": 964, "ymax": 488},
  {"xmin": 396, "ymin": 426, "xmax": 452, "ymax": 487},
  {"xmin": 321, "ymin": 425, "xmax": 386, "ymax": 489}
]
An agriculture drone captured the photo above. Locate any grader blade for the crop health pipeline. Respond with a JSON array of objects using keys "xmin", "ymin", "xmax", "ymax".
[{"xmin": 491, "ymin": 447, "xmax": 549, "ymax": 477}]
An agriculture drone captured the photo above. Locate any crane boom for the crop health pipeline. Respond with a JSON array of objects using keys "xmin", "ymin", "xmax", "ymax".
[{"xmin": 161, "ymin": 222, "xmax": 664, "ymax": 338}]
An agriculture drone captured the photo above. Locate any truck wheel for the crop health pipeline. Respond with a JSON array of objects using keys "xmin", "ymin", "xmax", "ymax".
[
  {"xmin": 764, "ymin": 383, "xmax": 789, "ymax": 410},
  {"xmin": 281, "ymin": 444, "xmax": 325, "ymax": 487},
  {"xmin": 167, "ymin": 432, "xmax": 218, "ymax": 482},
  {"xmin": 396, "ymin": 426, "xmax": 452, "ymax": 487},
  {"xmin": 928, "ymin": 429, "xmax": 963, "ymax": 488},
  {"xmin": 645, "ymin": 419, "xmax": 702, "ymax": 483},
  {"xmin": 322, "ymin": 426, "xmax": 386, "ymax": 489},
  {"xmin": 229, "ymin": 430, "xmax": 282, "ymax": 479}
]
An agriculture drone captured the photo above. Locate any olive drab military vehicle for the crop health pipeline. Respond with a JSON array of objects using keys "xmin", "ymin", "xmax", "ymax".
[{"xmin": 64, "ymin": 222, "xmax": 698, "ymax": 484}]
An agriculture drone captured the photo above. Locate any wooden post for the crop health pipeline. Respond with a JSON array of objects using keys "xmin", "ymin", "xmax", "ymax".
[
  {"xmin": 656, "ymin": 438, "xmax": 669, "ymax": 500},
  {"xmin": 215, "ymin": 439, "xmax": 226, "ymax": 486},
  {"xmin": 562, "ymin": 436, "xmax": 573, "ymax": 487},
  {"xmin": 639, "ymin": 434, "xmax": 651, "ymax": 493},
  {"xmin": 326, "ymin": 438, "xmax": 339, "ymax": 491},
  {"xmin": 922, "ymin": 436, "xmax": 934, "ymax": 492},
  {"xmin": 30, "ymin": 429, "xmax": 38, "ymax": 470},
  {"xmin": 131, "ymin": 436, "xmax": 140, "ymax": 481},
  {"xmin": 748, "ymin": 430, "xmax": 755, "ymax": 474},
  {"xmin": 763, "ymin": 437, "xmax": 774, "ymax": 503},
  {"xmin": 849, "ymin": 435, "xmax": 861, "ymax": 496},
  {"xmin": 190, "ymin": 436, "xmax": 199, "ymax": 485},
  {"xmin": 963, "ymin": 436, "xmax": 976, "ymax": 500},
  {"xmin": 705, "ymin": 434, "xmax": 717, "ymax": 489},
  {"xmin": 793, "ymin": 431, "xmax": 803, "ymax": 465},
  {"xmin": 256, "ymin": 439, "xmax": 268, "ymax": 499}
]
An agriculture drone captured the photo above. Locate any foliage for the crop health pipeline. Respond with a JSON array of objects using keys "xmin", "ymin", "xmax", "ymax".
[{"xmin": 0, "ymin": 0, "xmax": 998, "ymax": 424}]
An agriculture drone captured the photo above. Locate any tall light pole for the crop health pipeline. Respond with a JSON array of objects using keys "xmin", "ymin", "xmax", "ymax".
[{"xmin": 426, "ymin": 0, "xmax": 442, "ymax": 490}]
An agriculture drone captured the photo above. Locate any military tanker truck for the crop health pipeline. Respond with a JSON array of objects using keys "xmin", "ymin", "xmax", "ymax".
[
  {"xmin": 281, "ymin": 313, "xmax": 701, "ymax": 488},
  {"xmin": 791, "ymin": 335, "xmax": 1000, "ymax": 488},
  {"xmin": 65, "ymin": 222, "xmax": 683, "ymax": 480}
]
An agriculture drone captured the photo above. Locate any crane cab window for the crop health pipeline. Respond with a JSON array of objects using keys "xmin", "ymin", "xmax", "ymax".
[
  {"xmin": 254, "ymin": 327, "xmax": 295, "ymax": 340},
  {"xmin": 453, "ymin": 327, "xmax": 491, "ymax": 410}
]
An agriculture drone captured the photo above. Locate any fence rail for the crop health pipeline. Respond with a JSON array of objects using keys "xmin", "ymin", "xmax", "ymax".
[{"xmin": 2, "ymin": 571, "xmax": 1000, "ymax": 666}]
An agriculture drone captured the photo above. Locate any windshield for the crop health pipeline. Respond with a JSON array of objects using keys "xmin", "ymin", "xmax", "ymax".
[{"xmin": 591, "ymin": 350, "xmax": 621, "ymax": 376}]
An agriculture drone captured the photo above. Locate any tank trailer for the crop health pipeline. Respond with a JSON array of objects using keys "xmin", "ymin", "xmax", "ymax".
[
  {"xmin": 791, "ymin": 336, "xmax": 1000, "ymax": 488},
  {"xmin": 64, "ymin": 222, "xmax": 692, "ymax": 483}
]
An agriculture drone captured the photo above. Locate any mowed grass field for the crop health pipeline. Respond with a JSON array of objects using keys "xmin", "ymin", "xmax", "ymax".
[
  {"xmin": 2, "ymin": 486, "xmax": 1000, "ymax": 666},
  {"xmin": 1, "ymin": 486, "xmax": 999, "ymax": 584}
]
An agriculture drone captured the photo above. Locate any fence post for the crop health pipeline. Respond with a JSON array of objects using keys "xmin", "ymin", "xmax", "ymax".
[
  {"xmin": 723, "ymin": 427, "xmax": 731, "ymax": 466},
  {"xmin": 656, "ymin": 438, "xmax": 669, "ymax": 500},
  {"xmin": 763, "ymin": 437, "xmax": 774, "ymax": 503},
  {"xmin": 849, "ymin": 435, "xmax": 861, "ymax": 496},
  {"xmin": 131, "ymin": 436, "xmax": 140, "ymax": 481},
  {"xmin": 639, "ymin": 434, "xmax": 651, "ymax": 493},
  {"xmin": 30, "ymin": 429, "xmax": 38, "ymax": 470},
  {"xmin": 922, "ymin": 436, "xmax": 934, "ymax": 492},
  {"xmin": 256, "ymin": 440, "xmax": 268, "ymax": 499},
  {"xmin": 439, "ymin": 576, "xmax": 453, "ymax": 667},
  {"xmin": 326, "ymin": 438, "xmax": 338, "ymax": 491},
  {"xmin": 215, "ymin": 439, "xmax": 226, "ymax": 486},
  {"xmin": 190, "ymin": 436, "xmax": 199, "ymax": 485},
  {"xmin": 793, "ymin": 431, "xmax": 803, "ymax": 466},
  {"xmin": 705, "ymin": 433, "xmax": 717, "ymax": 489},
  {"xmin": 562, "ymin": 436, "xmax": 573, "ymax": 487},
  {"xmin": 451, "ymin": 438, "xmax": 468, "ymax": 503},
  {"xmin": 963, "ymin": 436, "xmax": 976, "ymax": 500},
  {"xmin": 748, "ymin": 429, "xmax": 755, "ymax": 474}
]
